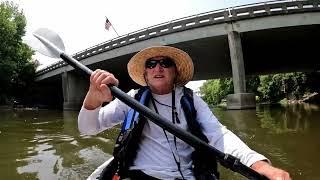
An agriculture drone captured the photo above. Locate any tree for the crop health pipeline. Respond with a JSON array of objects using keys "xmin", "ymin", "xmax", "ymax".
[
  {"xmin": 200, "ymin": 78, "xmax": 233, "ymax": 105},
  {"xmin": 0, "ymin": 1, "xmax": 36, "ymax": 104},
  {"xmin": 200, "ymin": 72, "xmax": 316, "ymax": 105},
  {"xmin": 258, "ymin": 72, "xmax": 307, "ymax": 103},
  {"xmin": 200, "ymin": 76, "xmax": 260, "ymax": 105}
]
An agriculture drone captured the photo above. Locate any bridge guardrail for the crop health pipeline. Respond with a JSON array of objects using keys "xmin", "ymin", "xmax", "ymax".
[{"xmin": 36, "ymin": 0, "xmax": 319, "ymax": 76}]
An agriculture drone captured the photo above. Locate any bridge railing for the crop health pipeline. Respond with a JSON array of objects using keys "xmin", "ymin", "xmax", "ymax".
[{"xmin": 36, "ymin": 0, "xmax": 319, "ymax": 76}]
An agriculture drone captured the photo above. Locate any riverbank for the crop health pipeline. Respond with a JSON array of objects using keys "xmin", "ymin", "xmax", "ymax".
[
  {"xmin": 215, "ymin": 92, "xmax": 320, "ymax": 108},
  {"xmin": 0, "ymin": 105, "xmax": 40, "ymax": 111},
  {"xmin": 280, "ymin": 92, "xmax": 320, "ymax": 105}
]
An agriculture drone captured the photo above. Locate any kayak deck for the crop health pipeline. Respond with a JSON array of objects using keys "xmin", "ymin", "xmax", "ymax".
[{"xmin": 87, "ymin": 157, "xmax": 114, "ymax": 180}]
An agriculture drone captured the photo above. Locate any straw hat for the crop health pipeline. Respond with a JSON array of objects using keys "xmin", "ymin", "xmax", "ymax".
[{"xmin": 127, "ymin": 46, "xmax": 194, "ymax": 86}]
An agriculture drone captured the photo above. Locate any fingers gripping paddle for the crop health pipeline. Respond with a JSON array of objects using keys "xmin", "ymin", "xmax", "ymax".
[{"xmin": 28, "ymin": 28, "xmax": 268, "ymax": 180}]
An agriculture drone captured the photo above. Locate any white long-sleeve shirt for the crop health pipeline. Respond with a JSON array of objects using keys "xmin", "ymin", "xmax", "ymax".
[{"xmin": 78, "ymin": 86, "xmax": 268, "ymax": 179}]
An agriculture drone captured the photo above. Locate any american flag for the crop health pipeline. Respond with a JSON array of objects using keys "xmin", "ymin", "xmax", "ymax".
[{"xmin": 105, "ymin": 17, "xmax": 112, "ymax": 30}]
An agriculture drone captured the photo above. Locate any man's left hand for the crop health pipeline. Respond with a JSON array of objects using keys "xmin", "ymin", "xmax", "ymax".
[{"xmin": 251, "ymin": 160, "xmax": 291, "ymax": 180}]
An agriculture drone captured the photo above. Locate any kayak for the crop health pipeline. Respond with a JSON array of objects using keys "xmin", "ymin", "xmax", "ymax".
[{"xmin": 87, "ymin": 157, "xmax": 114, "ymax": 180}]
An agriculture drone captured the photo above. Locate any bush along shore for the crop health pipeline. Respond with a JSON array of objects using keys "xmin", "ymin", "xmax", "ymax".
[{"xmin": 200, "ymin": 72, "xmax": 320, "ymax": 106}]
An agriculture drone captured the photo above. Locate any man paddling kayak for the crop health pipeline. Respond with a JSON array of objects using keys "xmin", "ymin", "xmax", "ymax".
[{"xmin": 78, "ymin": 46, "xmax": 290, "ymax": 180}]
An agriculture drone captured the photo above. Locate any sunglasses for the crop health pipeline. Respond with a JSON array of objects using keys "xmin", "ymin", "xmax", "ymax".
[{"xmin": 145, "ymin": 58, "xmax": 175, "ymax": 69}]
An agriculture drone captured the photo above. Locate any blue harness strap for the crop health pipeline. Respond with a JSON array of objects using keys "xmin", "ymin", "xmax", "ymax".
[
  {"xmin": 121, "ymin": 89, "xmax": 150, "ymax": 132},
  {"xmin": 181, "ymin": 96, "xmax": 194, "ymax": 115}
]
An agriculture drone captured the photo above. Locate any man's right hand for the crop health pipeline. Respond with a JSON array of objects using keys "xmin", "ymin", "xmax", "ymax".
[{"xmin": 83, "ymin": 69, "xmax": 119, "ymax": 110}]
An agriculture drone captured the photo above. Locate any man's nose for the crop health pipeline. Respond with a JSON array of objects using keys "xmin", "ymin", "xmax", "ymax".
[{"xmin": 154, "ymin": 63, "xmax": 164, "ymax": 71}]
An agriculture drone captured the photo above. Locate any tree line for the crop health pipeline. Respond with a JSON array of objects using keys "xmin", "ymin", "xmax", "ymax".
[
  {"xmin": 0, "ymin": 1, "xmax": 37, "ymax": 105},
  {"xmin": 200, "ymin": 72, "xmax": 320, "ymax": 105}
]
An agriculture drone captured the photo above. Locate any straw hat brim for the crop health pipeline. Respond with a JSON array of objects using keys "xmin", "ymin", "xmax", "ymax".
[{"xmin": 127, "ymin": 46, "xmax": 194, "ymax": 86}]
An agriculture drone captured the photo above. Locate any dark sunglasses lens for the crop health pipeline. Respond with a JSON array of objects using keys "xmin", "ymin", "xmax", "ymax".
[
  {"xmin": 145, "ymin": 58, "xmax": 175, "ymax": 69},
  {"xmin": 159, "ymin": 59, "xmax": 174, "ymax": 68},
  {"xmin": 145, "ymin": 60, "xmax": 157, "ymax": 69}
]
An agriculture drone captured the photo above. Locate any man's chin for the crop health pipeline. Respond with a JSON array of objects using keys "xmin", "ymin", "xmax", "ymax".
[{"xmin": 149, "ymin": 81, "xmax": 171, "ymax": 89}]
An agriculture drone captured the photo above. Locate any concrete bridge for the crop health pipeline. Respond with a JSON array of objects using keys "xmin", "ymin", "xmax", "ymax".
[{"xmin": 34, "ymin": 0, "xmax": 320, "ymax": 110}]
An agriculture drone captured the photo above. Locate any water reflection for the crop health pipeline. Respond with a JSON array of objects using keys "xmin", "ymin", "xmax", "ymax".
[
  {"xmin": 256, "ymin": 103, "xmax": 319, "ymax": 134},
  {"xmin": 213, "ymin": 104, "xmax": 320, "ymax": 180},
  {"xmin": 1, "ymin": 103, "xmax": 320, "ymax": 180},
  {"xmin": 0, "ymin": 110, "xmax": 117, "ymax": 179},
  {"xmin": 17, "ymin": 143, "xmax": 60, "ymax": 179}
]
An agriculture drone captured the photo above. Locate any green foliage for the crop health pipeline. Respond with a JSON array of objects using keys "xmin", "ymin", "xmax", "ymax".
[
  {"xmin": 200, "ymin": 78, "xmax": 233, "ymax": 105},
  {"xmin": 200, "ymin": 75, "xmax": 260, "ymax": 105},
  {"xmin": 246, "ymin": 75, "xmax": 260, "ymax": 94},
  {"xmin": 200, "ymin": 72, "xmax": 317, "ymax": 105},
  {"xmin": 0, "ymin": 1, "xmax": 36, "ymax": 104},
  {"xmin": 258, "ymin": 75, "xmax": 284, "ymax": 103},
  {"xmin": 258, "ymin": 72, "xmax": 307, "ymax": 103}
]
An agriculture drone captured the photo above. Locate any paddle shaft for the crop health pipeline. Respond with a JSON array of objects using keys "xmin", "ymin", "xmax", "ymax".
[{"xmin": 60, "ymin": 52, "xmax": 268, "ymax": 180}]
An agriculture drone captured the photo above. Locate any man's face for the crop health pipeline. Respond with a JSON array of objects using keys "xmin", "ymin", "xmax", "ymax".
[{"xmin": 144, "ymin": 56, "xmax": 177, "ymax": 94}]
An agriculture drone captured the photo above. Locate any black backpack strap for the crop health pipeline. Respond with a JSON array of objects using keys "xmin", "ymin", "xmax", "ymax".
[
  {"xmin": 181, "ymin": 86, "xmax": 219, "ymax": 179},
  {"xmin": 100, "ymin": 87, "xmax": 151, "ymax": 179},
  {"xmin": 181, "ymin": 87, "xmax": 209, "ymax": 142},
  {"xmin": 116, "ymin": 87, "xmax": 151, "ymax": 175}
]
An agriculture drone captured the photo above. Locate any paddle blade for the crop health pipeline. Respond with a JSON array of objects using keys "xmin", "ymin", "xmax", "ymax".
[{"xmin": 27, "ymin": 28, "xmax": 65, "ymax": 58}]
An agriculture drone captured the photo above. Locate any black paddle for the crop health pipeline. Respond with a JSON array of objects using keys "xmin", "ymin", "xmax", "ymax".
[{"xmin": 29, "ymin": 28, "xmax": 268, "ymax": 180}]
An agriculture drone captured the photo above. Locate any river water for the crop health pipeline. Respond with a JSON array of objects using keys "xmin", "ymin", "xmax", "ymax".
[{"xmin": 0, "ymin": 103, "xmax": 319, "ymax": 180}]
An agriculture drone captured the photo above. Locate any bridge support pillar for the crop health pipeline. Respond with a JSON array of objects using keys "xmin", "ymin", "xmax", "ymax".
[
  {"xmin": 227, "ymin": 31, "xmax": 255, "ymax": 109},
  {"xmin": 62, "ymin": 72, "xmax": 88, "ymax": 110}
]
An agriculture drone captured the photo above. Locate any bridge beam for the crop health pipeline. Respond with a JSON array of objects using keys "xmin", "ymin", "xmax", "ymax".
[
  {"xmin": 62, "ymin": 72, "xmax": 88, "ymax": 110},
  {"xmin": 227, "ymin": 31, "xmax": 255, "ymax": 110}
]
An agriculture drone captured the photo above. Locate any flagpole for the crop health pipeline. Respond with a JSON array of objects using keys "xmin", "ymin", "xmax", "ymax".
[
  {"xmin": 105, "ymin": 16, "xmax": 120, "ymax": 37},
  {"xmin": 112, "ymin": 25, "xmax": 120, "ymax": 37}
]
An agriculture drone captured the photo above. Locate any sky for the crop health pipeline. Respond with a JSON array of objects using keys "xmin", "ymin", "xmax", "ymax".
[{"xmin": 3, "ymin": 0, "xmax": 268, "ymax": 91}]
